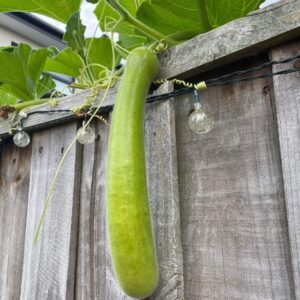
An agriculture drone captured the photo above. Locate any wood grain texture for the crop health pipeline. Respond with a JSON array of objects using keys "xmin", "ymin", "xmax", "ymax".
[
  {"xmin": 175, "ymin": 68, "xmax": 294, "ymax": 299},
  {"xmin": 20, "ymin": 122, "xmax": 81, "ymax": 300},
  {"xmin": 271, "ymin": 40, "xmax": 300, "ymax": 299},
  {"xmin": 75, "ymin": 118, "xmax": 133, "ymax": 300},
  {"xmin": 158, "ymin": 0, "xmax": 300, "ymax": 79},
  {"xmin": 145, "ymin": 83, "xmax": 184, "ymax": 300},
  {"xmin": 75, "ymin": 120, "xmax": 101, "ymax": 300},
  {"xmin": 0, "ymin": 143, "xmax": 31, "ymax": 300}
]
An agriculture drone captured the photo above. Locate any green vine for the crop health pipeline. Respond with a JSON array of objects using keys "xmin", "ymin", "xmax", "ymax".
[{"xmin": 106, "ymin": 0, "xmax": 178, "ymax": 46}]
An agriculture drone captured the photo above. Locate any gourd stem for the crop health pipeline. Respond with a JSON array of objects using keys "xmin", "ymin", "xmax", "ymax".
[{"xmin": 107, "ymin": 0, "xmax": 178, "ymax": 46}]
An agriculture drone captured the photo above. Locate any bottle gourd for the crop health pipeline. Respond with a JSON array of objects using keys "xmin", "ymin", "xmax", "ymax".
[{"xmin": 107, "ymin": 47, "xmax": 159, "ymax": 298}]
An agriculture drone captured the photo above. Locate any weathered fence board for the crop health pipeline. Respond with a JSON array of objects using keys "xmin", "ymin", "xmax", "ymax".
[
  {"xmin": 271, "ymin": 40, "xmax": 300, "ymax": 299},
  {"xmin": 175, "ymin": 68, "xmax": 294, "ymax": 299},
  {"xmin": 145, "ymin": 83, "xmax": 184, "ymax": 300},
  {"xmin": 75, "ymin": 119, "xmax": 100, "ymax": 300},
  {"xmin": 20, "ymin": 123, "xmax": 81, "ymax": 300},
  {"xmin": 0, "ymin": 144, "xmax": 31, "ymax": 300},
  {"xmin": 76, "ymin": 118, "xmax": 129, "ymax": 300}
]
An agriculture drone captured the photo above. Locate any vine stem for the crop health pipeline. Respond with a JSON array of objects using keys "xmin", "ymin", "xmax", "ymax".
[
  {"xmin": 106, "ymin": 0, "xmax": 178, "ymax": 46},
  {"xmin": 69, "ymin": 83, "xmax": 90, "ymax": 90},
  {"xmin": 34, "ymin": 34, "xmax": 118, "ymax": 244},
  {"xmin": 72, "ymin": 33, "xmax": 94, "ymax": 84},
  {"xmin": 12, "ymin": 99, "xmax": 49, "ymax": 110}
]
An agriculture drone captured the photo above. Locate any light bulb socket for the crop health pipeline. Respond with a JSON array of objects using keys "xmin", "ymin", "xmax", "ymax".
[
  {"xmin": 194, "ymin": 102, "xmax": 201, "ymax": 110},
  {"xmin": 193, "ymin": 89, "xmax": 202, "ymax": 109}
]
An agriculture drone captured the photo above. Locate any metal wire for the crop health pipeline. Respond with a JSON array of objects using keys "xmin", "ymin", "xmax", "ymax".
[
  {"xmin": 17, "ymin": 54, "xmax": 300, "ymax": 123},
  {"xmin": 146, "ymin": 58, "xmax": 300, "ymax": 104},
  {"xmin": 207, "ymin": 67, "xmax": 300, "ymax": 86},
  {"xmin": 145, "ymin": 68, "xmax": 300, "ymax": 104},
  {"xmin": 206, "ymin": 54, "xmax": 300, "ymax": 85}
]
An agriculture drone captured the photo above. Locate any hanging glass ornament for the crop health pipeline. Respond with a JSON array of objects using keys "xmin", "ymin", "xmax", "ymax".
[
  {"xmin": 77, "ymin": 120, "xmax": 95, "ymax": 144},
  {"xmin": 13, "ymin": 129, "xmax": 30, "ymax": 147},
  {"xmin": 188, "ymin": 90, "xmax": 214, "ymax": 134}
]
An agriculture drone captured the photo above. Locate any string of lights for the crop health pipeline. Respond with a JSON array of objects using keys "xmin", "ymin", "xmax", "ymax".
[{"xmin": 7, "ymin": 54, "xmax": 300, "ymax": 147}]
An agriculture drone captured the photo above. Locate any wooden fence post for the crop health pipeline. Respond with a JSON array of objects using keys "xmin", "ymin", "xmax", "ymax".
[
  {"xmin": 20, "ymin": 123, "xmax": 81, "ymax": 300},
  {"xmin": 175, "ymin": 63, "xmax": 294, "ymax": 299},
  {"xmin": 271, "ymin": 40, "xmax": 300, "ymax": 299},
  {"xmin": 145, "ymin": 83, "xmax": 184, "ymax": 300},
  {"xmin": 0, "ymin": 144, "xmax": 31, "ymax": 300}
]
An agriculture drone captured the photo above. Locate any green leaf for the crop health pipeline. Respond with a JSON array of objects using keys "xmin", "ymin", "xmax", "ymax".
[
  {"xmin": 63, "ymin": 12, "xmax": 87, "ymax": 58},
  {"xmin": 0, "ymin": 85, "xmax": 18, "ymax": 105},
  {"xmin": 95, "ymin": 0, "xmax": 263, "ymax": 49},
  {"xmin": 44, "ymin": 48, "xmax": 84, "ymax": 77},
  {"xmin": 0, "ymin": 44, "xmax": 31, "ymax": 100},
  {"xmin": 95, "ymin": 0, "xmax": 147, "ymax": 28},
  {"xmin": 44, "ymin": 37, "xmax": 120, "ymax": 82},
  {"xmin": 28, "ymin": 48, "xmax": 53, "ymax": 91},
  {"xmin": 0, "ymin": 43, "xmax": 55, "ymax": 101},
  {"xmin": 0, "ymin": 46, "xmax": 14, "ymax": 52},
  {"xmin": 35, "ymin": 73, "xmax": 56, "ymax": 99},
  {"xmin": 117, "ymin": 0, "xmax": 147, "ymax": 16},
  {"xmin": 86, "ymin": 0, "xmax": 99, "ymax": 3},
  {"xmin": 94, "ymin": 0, "xmax": 149, "ymax": 49},
  {"xmin": 0, "ymin": 0, "xmax": 82, "ymax": 23},
  {"xmin": 95, "ymin": 0, "xmax": 123, "ymax": 32},
  {"xmin": 136, "ymin": 0, "xmax": 210, "ymax": 38},
  {"xmin": 95, "ymin": 0, "xmax": 209, "ymax": 47},
  {"xmin": 205, "ymin": 0, "xmax": 264, "ymax": 28},
  {"xmin": 118, "ymin": 29, "xmax": 148, "ymax": 51},
  {"xmin": 87, "ymin": 36, "xmax": 120, "ymax": 79}
]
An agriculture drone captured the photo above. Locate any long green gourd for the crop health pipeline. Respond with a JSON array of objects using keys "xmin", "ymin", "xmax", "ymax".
[{"xmin": 107, "ymin": 47, "xmax": 159, "ymax": 298}]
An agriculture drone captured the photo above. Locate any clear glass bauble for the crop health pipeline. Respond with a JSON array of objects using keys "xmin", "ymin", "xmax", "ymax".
[
  {"xmin": 188, "ymin": 108, "xmax": 214, "ymax": 134},
  {"xmin": 13, "ymin": 130, "xmax": 30, "ymax": 147},
  {"xmin": 77, "ymin": 125, "xmax": 95, "ymax": 144}
]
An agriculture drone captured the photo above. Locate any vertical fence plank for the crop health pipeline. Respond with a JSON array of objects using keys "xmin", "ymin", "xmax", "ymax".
[
  {"xmin": 0, "ymin": 143, "xmax": 31, "ymax": 300},
  {"xmin": 175, "ymin": 67, "xmax": 293, "ymax": 299},
  {"xmin": 76, "ymin": 118, "xmax": 133, "ymax": 300},
  {"xmin": 76, "ymin": 119, "xmax": 130, "ymax": 300},
  {"xmin": 75, "ymin": 121, "xmax": 100, "ymax": 300},
  {"xmin": 102, "ymin": 116, "xmax": 133, "ymax": 300},
  {"xmin": 271, "ymin": 40, "xmax": 300, "ymax": 299},
  {"xmin": 20, "ymin": 123, "xmax": 81, "ymax": 300},
  {"xmin": 145, "ymin": 83, "xmax": 184, "ymax": 300}
]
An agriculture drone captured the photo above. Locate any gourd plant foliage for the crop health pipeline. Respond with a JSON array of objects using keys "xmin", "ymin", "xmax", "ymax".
[
  {"xmin": 0, "ymin": 0, "xmax": 263, "ymax": 106},
  {"xmin": 0, "ymin": 44, "xmax": 55, "ymax": 104}
]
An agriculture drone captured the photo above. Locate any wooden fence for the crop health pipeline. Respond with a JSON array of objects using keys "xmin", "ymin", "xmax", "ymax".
[{"xmin": 0, "ymin": 0, "xmax": 300, "ymax": 299}]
